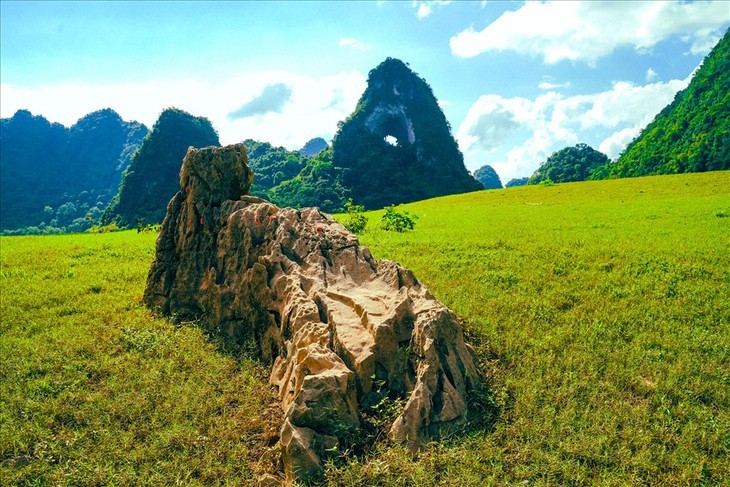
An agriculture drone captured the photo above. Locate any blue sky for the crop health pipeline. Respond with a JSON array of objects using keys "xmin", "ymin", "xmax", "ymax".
[{"xmin": 1, "ymin": 1, "xmax": 728, "ymax": 182}]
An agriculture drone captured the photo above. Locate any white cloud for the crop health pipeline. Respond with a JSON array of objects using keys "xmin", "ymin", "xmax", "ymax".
[
  {"xmin": 456, "ymin": 69, "xmax": 694, "ymax": 182},
  {"xmin": 598, "ymin": 127, "xmax": 639, "ymax": 159},
  {"xmin": 0, "ymin": 70, "xmax": 367, "ymax": 150},
  {"xmin": 413, "ymin": 1, "xmax": 452, "ymax": 19},
  {"xmin": 450, "ymin": 1, "xmax": 729, "ymax": 64},
  {"xmin": 339, "ymin": 37, "xmax": 371, "ymax": 52},
  {"xmin": 538, "ymin": 81, "xmax": 571, "ymax": 90},
  {"xmin": 417, "ymin": 3, "xmax": 432, "ymax": 19},
  {"xmin": 646, "ymin": 68, "xmax": 658, "ymax": 82}
]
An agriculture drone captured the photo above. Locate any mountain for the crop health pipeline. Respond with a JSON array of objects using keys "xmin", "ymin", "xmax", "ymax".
[
  {"xmin": 102, "ymin": 108, "xmax": 219, "ymax": 227},
  {"xmin": 595, "ymin": 28, "xmax": 730, "ymax": 178},
  {"xmin": 268, "ymin": 147, "xmax": 350, "ymax": 213},
  {"xmin": 243, "ymin": 139, "xmax": 305, "ymax": 199},
  {"xmin": 331, "ymin": 58, "xmax": 483, "ymax": 209},
  {"xmin": 298, "ymin": 137, "xmax": 328, "ymax": 157},
  {"xmin": 529, "ymin": 143, "xmax": 609, "ymax": 184},
  {"xmin": 505, "ymin": 177, "xmax": 529, "ymax": 188},
  {"xmin": 0, "ymin": 109, "xmax": 147, "ymax": 234},
  {"xmin": 473, "ymin": 165, "xmax": 503, "ymax": 189}
]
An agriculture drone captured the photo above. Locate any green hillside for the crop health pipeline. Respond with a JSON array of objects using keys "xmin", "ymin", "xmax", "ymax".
[
  {"xmin": 1, "ymin": 172, "xmax": 728, "ymax": 485},
  {"xmin": 597, "ymin": 29, "xmax": 730, "ymax": 178},
  {"xmin": 0, "ymin": 109, "xmax": 147, "ymax": 234},
  {"xmin": 102, "ymin": 108, "xmax": 220, "ymax": 227}
]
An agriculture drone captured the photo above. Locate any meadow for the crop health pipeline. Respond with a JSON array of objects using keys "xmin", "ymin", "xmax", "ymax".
[{"xmin": 1, "ymin": 171, "xmax": 728, "ymax": 486}]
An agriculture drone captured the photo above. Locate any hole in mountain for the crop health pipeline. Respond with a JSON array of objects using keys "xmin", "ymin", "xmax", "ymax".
[{"xmin": 384, "ymin": 135, "xmax": 398, "ymax": 146}]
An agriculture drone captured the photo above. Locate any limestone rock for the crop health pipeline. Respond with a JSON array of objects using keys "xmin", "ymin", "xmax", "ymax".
[{"xmin": 144, "ymin": 143, "xmax": 481, "ymax": 483}]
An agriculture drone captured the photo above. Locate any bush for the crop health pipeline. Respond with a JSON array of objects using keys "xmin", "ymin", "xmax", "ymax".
[
  {"xmin": 342, "ymin": 199, "xmax": 368, "ymax": 234},
  {"xmin": 380, "ymin": 206, "xmax": 417, "ymax": 232},
  {"xmin": 87, "ymin": 223, "xmax": 121, "ymax": 233}
]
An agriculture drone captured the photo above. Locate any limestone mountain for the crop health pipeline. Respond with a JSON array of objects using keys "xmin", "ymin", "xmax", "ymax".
[
  {"xmin": 332, "ymin": 58, "xmax": 483, "ymax": 209},
  {"xmin": 529, "ymin": 143, "xmax": 609, "ymax": 184},
  {"xmin": 505, "ymin": 177, "xmax": 529, "ymax": 188},
  {"xmin": 103, "ymin": 108, "xmax": 219, "ymax": 227},
  {"xmin": 473, "ymin": 165, "xmax": 503, "ymax": 189},
  {"xmin": 0, "ymin": 109, "xmax": 147, "ymax": 234},
  {"xmin": 298, "ymin": 137, "xmax": 328, "ymax": 157},
  {"xmin": 243, "ymin": 139, "xmax": 305, "ymax": 199},
  {"xmin": 595, "ymin": 28, "xmax": 730, "ymax": 178}
]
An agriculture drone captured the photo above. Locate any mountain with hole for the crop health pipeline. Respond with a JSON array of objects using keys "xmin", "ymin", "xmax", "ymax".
[{"xmin": 331, "ymin": 58, "xmax": 483, "ymax": 209}]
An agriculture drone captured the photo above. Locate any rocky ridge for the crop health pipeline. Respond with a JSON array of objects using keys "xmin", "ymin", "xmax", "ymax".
[{"xmin": 144, "ymin": 143, "xmax": 481, "ymax": 482}]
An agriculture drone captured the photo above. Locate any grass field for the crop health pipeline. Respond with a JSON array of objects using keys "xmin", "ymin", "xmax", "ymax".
[{"xmin": 1, "ymin": 171, "xmax": 729, "ymax": 486}]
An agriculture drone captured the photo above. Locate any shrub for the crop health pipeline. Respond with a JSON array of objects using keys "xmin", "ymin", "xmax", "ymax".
[
  {"xmin": 380, "ymin": 206, "xmax": 417, "ymax": 232},
  {"xmin": 87, "ymin": 223, "xmax": 121, "ymax": 233},
  {"xmin": 342, "ymin": 199, "xmax": 368, "ymax": 234}
]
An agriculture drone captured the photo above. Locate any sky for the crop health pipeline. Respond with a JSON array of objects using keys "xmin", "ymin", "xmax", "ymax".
[{"xmin": 1, "ymin": 1, "xmax": 728, "ymax": 183}]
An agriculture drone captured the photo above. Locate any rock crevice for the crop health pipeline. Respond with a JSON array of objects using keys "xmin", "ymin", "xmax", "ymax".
[{"xmin": 144, "ymin": 143, "xmax": 481, "ymax": 482}]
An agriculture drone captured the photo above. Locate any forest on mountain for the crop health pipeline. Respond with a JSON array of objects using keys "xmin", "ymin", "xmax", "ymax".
[
  {"xmin": 0, "ymin": 109, "xmax": 147, "ymax": 235},
  {"xmin": 244, "ymin": 139, "xmax": 306, "ymax": 198},
  {"xmin": 473, "ymin": 165, "xmax": 503, "ymax": 189},
  {"xmin": 505, "ymin": 177, "xmax": 528, "ymax": 188},
  {"xmin": 528, "ymin": 143, "xmax": 610, "ymax": 185},
  {"xmin": 102, "ymin": 108, "xmax": 220, "ymax": 228},
  {"xmin": 593, "ymin": 28, "xmax": 730, "ymax": 178},
  {"xmin": 268, "ymin": 147, "xmax": 350, "ymax": 213}
]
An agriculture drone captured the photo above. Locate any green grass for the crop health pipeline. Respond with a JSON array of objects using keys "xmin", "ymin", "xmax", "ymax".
[
  {"xmin": 2, "ymin": 171, "xmax": 729, "ymax": 486},
  {"xmin": 0, "ymin": 232, "xmax": 280, "ymax": 485}
]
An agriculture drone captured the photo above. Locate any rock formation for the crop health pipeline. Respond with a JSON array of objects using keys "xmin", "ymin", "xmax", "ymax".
[
  {"xmin": 332, "ymin": 58, "xmax": 483, "ymax": 209},
  {"xmin": 144, "ymin": 143, "xmax": 481, "ymax": 483}
]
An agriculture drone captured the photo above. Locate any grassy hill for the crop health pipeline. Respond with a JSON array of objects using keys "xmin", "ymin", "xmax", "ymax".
[{"xmin": 2, "ymin": 171, "xmax": 728, "ymax": 485}]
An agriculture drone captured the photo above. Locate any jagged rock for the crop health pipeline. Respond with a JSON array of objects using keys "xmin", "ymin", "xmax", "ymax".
[{"xmin": 144, "ymin": 143, "xmax": 481, "ymax": 483}]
